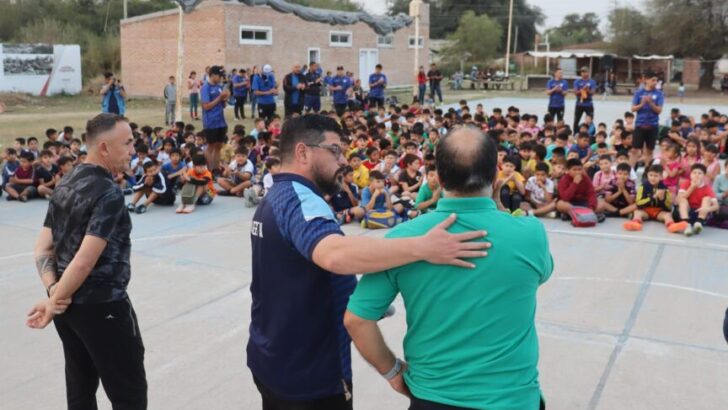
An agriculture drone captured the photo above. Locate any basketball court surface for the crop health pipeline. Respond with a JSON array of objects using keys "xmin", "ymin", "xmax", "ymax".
[{"xmin": 2, "ymin": 97, "xmax": 727, "ymax": 409}]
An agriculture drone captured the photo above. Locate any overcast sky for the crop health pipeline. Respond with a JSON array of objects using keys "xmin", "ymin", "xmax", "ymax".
[{"xmin": 362, "ymin": 0, "xmax": 646, "ymax": 30}]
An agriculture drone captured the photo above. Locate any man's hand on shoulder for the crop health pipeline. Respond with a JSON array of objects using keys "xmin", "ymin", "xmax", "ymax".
[{"xmin": 417, "ymin": 214, "xmax": 490, "ymax": 268}]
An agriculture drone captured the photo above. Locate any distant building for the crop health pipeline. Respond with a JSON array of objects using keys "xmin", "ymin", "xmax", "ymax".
[{"xmin": 120, "ymin": 0, "xmax": 430, "ymax": 97}]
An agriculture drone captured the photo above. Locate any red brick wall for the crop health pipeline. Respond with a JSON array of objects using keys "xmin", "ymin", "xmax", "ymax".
[
  {"xmin": 121, "ymin": 1, "xmax": 429, "ymax": 97},
  {"xmin": 682, "ymin": 59, "xmax": 700, "ymax": 86}
]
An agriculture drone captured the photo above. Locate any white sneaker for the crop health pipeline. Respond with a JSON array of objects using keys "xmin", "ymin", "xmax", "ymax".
[
  {"xmin": 546, "ymin": 211, "xmax": 557, "ymax": 219},
  {"xmin": 693, "ymin": 222, "xmax": 703, "ymax": 235},
  {"xmin": 684, "ymin": 224, "xmax": 694, "ymax": 237}
]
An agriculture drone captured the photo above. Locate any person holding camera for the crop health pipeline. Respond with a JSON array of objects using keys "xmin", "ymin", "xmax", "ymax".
[{"xmin": 101, "ymin": 72, "xmax": 127, "ymax": 116}]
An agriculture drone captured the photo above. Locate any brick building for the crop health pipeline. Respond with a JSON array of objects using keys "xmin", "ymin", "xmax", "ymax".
[{"xmin": 120, "ymin": 0, "xmax": 430, "ymax": 97}]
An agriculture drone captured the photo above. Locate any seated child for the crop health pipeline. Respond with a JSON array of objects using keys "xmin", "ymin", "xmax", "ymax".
[
  {"xmin": 4, "ymin": 151, "xmax": 37, "ymax": 202},
  {"xmin": 677, "ymin": 163, "xmax": 720, "ymax": 236},
  {"xmin": 713, "ymin": 163, "xmax": 728, "ymax": 206},
  {"xmin": 177, "ymin": 154, "xmax": 216, "ymax": 214},
  {"xmin": 624, "ymin": 164, "xmax": 682, "ymax": 232},
  {"xmin": 349, "ymin": 153, "xmax": 370, "ymax": 190},
  {"xmin": 592, "ymin": 155, "xmax": 615, "ymax": 197},
  {"xmin": 218, "ymin": 146, "xmax": 254, "ymax": 197},
  {"xmin": 262, "ymin": 156, "xmax": 281, "ymax": 196},
  {"xmin": 396, "ymin": 153, "xmax": 422, "ymax": 202},
  {"xmin": 496, "ymin": 156, "xmax": 526, "ymax": 214},
  {"xmin": 415, "ymin": 165, "xmax": 442, "ymax": 213},
  {"xmin": 34, "ymin": 150, "xmax": 59, "ymax": 199},
  {"xmin": 361, "ymin": 171, "xmax": 393, "ymax": 213},
  {"xmin": 602, "ymin": 163, "xmax": 637, "ymax": 217},
  {"xmin": 127, "ymin": 162, "xmax": 175, "ymax": 213},
  {"xmin": 556, "ymin": 158, "xmax": 606, "ymax": 220},
  {"xmin": 329, "ymin": 166, "xmax": 366, "ymax": 223},
  {"xmin": 524, "ymin": 162, "xmax": 557, "ymax": 217},
  {"xmin": 161, "ymin": 148, "xmax": 188, "ymax": 191}
]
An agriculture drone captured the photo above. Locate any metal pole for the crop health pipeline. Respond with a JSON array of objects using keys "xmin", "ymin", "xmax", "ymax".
[
  {"xmin": 545, "ymin": 35, "xmax": 550, "ymax": 75},
  {"xmin": 411, "ymin": 0, "xmax": 421, "ymax": 97},
  {"xmin": 123, "ymin": 0, "xmax": 128, "ymax": 20},
  {"xmin": 175, "ymin": 4, "xmax": 184, "ymax": 122},
  {"xmin": 513, "ymin": 26, "xmax": 518, "ymax": 55},
  {"xmin": 504, "ymin": 0, "xmax": 514, "ymax": 77}
]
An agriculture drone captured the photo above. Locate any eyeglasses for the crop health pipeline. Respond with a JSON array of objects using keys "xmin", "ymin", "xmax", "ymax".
[{"xmin": 305, "ymin": 143, "xmax": 343, "ymax": 158}]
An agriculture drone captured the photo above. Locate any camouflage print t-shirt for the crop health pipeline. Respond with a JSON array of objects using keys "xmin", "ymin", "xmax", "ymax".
[{"xmin": 43, "ymin": 163, "xmax": 132, "ymax": 304}]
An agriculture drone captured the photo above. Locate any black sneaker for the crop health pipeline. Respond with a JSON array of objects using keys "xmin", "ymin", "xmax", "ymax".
[
  {"xmin": 18, "ymin": 196, "xmax": 28, "ymax": 203},
  {"xmin": 597, "ymin": 213, "xmax": 607, "ymax": 223},
  {"xmin": 560, "ymin": 212, "xmax": 570, "ymax": 221},
  {"xmin": 135, "ymin": 204, "xmax": 147, "ymax": 214}
]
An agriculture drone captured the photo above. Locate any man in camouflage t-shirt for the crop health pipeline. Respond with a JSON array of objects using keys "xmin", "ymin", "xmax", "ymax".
[{"xmin": 26, "ymin": 113, "xmax": 147, "ymax": 409}]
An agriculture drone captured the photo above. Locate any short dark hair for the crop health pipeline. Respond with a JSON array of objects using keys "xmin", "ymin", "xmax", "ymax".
[
  {"xmin": 143, "ymin": 162, "xmax": 157, "ymax": 171},
  {"xmin": 58, "ymin": 156, "xmax": 74, "ymax": 167},
  {"xmin": 278, "ymin": 115, "xmax": 343, "ymax": 163},
  {"xmin": 265, "ymin": 156, "xmax": 281, "ymax": 169},
  {"xmin": 533, "ymin": 144, "xmax": 547, "ymax": 160},
  {"xmin": 691, "ymin": 163, "xmax": 707, "ymax": 173},
  {"xmin": 402, "ymin": 153, "xmax": 420, "ymax": 167},
  {"xmin": 369, "ymin": 170, "xmax": 385, "ymax": 181},
  {"xmin": 425, "ymin": 164, "xmax": 437, "ymax": 174},
  {"xmin": 616, "ymin": 163, "xmax": 631, "ymax": 173},
  {"xmin": 191, "ymin": 154, "xmax": 206, "ymax": 167},
  {"xmin": 19, "ymin": 151, "xmax": 35, "ymax": 162},
  {"xmin": 39, "ymin": 149, "xmax": 52, "ymax": 158},
  {"xmin": 566, "ymin": 158, "xmax": 583, "ymax": 169},
  {"xmin": 647, "ymin": 164, "xmax": 663, "ymax": 174},
  {"xmin": 86, "ymin": 113, "xmax": 126, "ymax": 144},
  {"xmin": 235, "ymin": 146, "xmax": 249, "ymax": 156},
  {"xmin": 535, "ymin": 162, "xmax": 550, "ymax": 174},
  {"xmin": 46, "ymin": 128, "xmax": 57, "ymax": 138},
  {"xmin": 135, "ymin": 144, "xmax": 149, "ymax": 154},
  {"xmin": 15, "ymin": 137, "xmax": 26, "ymax": 145},
  {"xmin": 436, "ymin": 128, "xmax": 497, "ymax": 194},
  {"xmin": 28, "ymin": 137, "xmax": 38, "ymax": 144}
]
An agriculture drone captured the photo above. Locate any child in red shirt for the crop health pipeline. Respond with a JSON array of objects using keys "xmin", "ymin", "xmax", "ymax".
[
  {"xmin": 556, "ymin": 158, "xmax": 606, "ymax": 219},
  {"xmin": 677, "ymin": 163, "xmax": 719, "ymax": 236}
]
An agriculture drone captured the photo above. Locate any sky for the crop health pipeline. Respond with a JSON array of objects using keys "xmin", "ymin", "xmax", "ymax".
[{"xmin": 361, "ymin": 0, "xmax": 644, "ymax": 31}]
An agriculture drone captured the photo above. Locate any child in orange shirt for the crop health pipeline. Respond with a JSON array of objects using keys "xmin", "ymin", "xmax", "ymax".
[{"xmin": 177, "ymin": 154, "xmax": 216, "ymax": 214}]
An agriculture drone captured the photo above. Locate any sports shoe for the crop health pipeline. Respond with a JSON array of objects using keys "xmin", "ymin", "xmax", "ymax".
[
  {"xmin": 597, "ymin": 213, "xmax": 607, "ymax": 223},
  {"xmin": 560, "ymin": 212, "xmax": 570, "ymax": 221},
  {"xmin": 683, "ymin": 224, "xmax": 694, "ymax": 237},
  {"xmin": 122, "ymin": 188, "xmax": 133, "ymax": 195},
  {"xmin": 18, "ymin": 196, "xmax": 27, "ymax": 203},
  {"xmin": 667, "ymin": 221, "xmax": 688, "ymax": 233},
  {"xmin": 623, "ymin": 220, "xmax": 643, "ymax": 231},
  {"xmin": 127, "ymin": 203, "xmax": 136, "ymax": 212},
  {"xmin": 243, "ymin": 188, "xmax": 259, "ymax": 208},
  {"xmin": 546, "ymin": 211, "xmax": 557, "ymax": 219},
  {"xmin": 692, "ymin": 222, "xmax": 703, "ymax": 235},
  {"xmin": 135, "ymin": 204, "xmax": 147, "ymax": 214}
]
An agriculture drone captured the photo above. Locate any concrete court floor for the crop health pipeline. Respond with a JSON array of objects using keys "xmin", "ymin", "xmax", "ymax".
[{"xmin": 2, "ymin": 97, "xmax": 728, "ymax": 409}]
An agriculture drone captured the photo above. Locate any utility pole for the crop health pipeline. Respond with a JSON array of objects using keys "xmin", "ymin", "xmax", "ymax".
[
  {"xmin": 504, "ymin": 0, "xmax": 514, "ymax": 77},
  {"xmin": 410, "ymin": 0, "xmax": 422, "ymax": 97},
  {"xmin": 175, "ymin": 3, "xmax": 184, "ymax": 122},
  {"xmin": 123, "ymin": 0, "xmax": 128, "ymax": 20}
]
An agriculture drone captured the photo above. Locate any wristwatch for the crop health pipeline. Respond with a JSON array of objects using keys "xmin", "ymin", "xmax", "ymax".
[{"xmin": 382, "ymin": 358, "xmax": 404, "ymax": 381}]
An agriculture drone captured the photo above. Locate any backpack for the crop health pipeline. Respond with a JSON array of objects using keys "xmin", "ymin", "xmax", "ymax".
[
  {"xmin": 362, "ymin": 210, "xmax": 398, "ymax": 229},
  {"xmin": 707, "ymin": 205, "xmax": 728, "ymax": 229},
  {"xmin": 569, "ymin": 206, "xmax": 598, "ymax": 227}
]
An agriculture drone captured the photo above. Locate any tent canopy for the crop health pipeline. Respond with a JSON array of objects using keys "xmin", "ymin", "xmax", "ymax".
[{"xmin": 526, "ymin": 51, "xmax": 612, "ymax": 59}]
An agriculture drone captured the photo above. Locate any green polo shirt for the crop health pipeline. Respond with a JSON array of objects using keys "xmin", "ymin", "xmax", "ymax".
[
  {"xmin": 414, "ymin": 182, "xmax": 439, "ymax": 213},
  {"xmin": 347, "ymin": 197, "xmax": 553, "ymax": 410}
]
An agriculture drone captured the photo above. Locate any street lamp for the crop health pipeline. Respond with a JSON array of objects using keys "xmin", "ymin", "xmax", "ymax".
[
  {"xmin": 504, "ymin": 0, "xmax": 514, "ymax": 77},
  {"xmin": 410, "ymin": 0, "xmax": 422, "ymax": 97}
]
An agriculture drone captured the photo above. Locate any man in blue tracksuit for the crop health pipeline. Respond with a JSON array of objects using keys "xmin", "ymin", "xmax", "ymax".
[
  {"xmin": 368, "ymin": 64, "xmax": 387, "ymax": 109},
  {"xmin": 546, "ymin": 68, "xmax": 569, "ymax": 123},
  {"xmin": 304, "ymin": 62, "xmax": 323, "ymax": 114},
  {"xmin": 283, "ymin": 64, "xmax": 305, "ymax": 117},
  {"xmin": 573, "ymin": 67, "xmax": 596, "ymax": 132},
  {"xmin": 329, "ymin": 66, "xmax": 353, "ymax": 117}
]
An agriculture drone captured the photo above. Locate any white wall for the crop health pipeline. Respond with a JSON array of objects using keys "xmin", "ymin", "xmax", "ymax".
[{"xmin": 0, "ymin": 44, "xmax": 82, "ymax": 96}]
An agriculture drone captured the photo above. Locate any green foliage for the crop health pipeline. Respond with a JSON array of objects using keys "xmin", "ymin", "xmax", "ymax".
[
  {"xmin": 387, "ymin": 0, "xmax": 543, "ymax": 51},
  {"xmin": 288, "ymin": 0, "xmax": 362, "ymax": 12},
  {"xmin": 545, "ymin": 13, "xmax": 603, "ymax": 49},
  {"xmin": 0, "ymin": 0, "xmax": 176, "ymax": 82},
  {"xmin": 442, "ymin": 11, "xmax": 503, "ymax": 68},
  {"xmin": 607, "ymin": 7, "xmax": 653, "ymax": 56}
]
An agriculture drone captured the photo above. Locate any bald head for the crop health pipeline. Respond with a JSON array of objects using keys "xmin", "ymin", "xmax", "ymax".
[{"xmin": 436, "ymin": 127, "xmax": 497, "ymax": 195}]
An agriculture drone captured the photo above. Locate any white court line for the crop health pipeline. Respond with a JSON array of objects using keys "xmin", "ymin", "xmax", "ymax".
[
  {"xmin": 0, "ymin": 230, "xmax": 247, "ymax": 261},
  {"xmin": 547, "ymin": 229, "xmax": 687, "ymax": 245},
  {"xmin": 554, "ymin": 276, "xmax": 728, "ymax": 299}
]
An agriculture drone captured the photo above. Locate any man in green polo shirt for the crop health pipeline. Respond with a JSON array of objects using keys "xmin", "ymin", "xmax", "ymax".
[{"xmin": 344, "ymin": 127, "xmax": 552, "ymax": 410}]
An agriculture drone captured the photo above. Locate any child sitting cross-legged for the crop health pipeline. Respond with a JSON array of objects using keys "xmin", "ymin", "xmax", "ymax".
[
  {"xmin": 177, "ymin": 154, "xmax": 216, "ymax": 214},
  {"xmin": 601, "ymin": 162, "xmax": 637, "ymax": 218},
  {"xmin": 218, "ymin": 146, "xmax": 254, "ymax": 197},
  {"xmin": 127, "ymin": 161, "xmax": 175, "ymax": 214},
  {"xmin": 496, "ymin": 156, "xmax": 527, "ymax": 215},
  {"xmin": 329, "ymin": 165, "xmax": 366, "ymax": 224},
  {"xmin": 676, "ymin": 163, "xmax": 720, "ymax": 236},
  {"xmin": 524, "ymin": 162, "xmax": 557, "ymax": 217},
  {"xmin": 624, "ymin": 164, "xmax": 684, "ymax": 232},
  {"xmin": 556, "ymin": 158, "xmax": 607, "ymax": 221}
]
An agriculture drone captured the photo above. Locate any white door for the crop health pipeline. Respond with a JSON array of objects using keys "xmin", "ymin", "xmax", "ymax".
[
  {"xmin": 359, "ymin": 49, "xmax": 378, "ymax": 90},
  {"xmin": 307, "ymin": 48, "xmax": 321, "ymax": 65}
]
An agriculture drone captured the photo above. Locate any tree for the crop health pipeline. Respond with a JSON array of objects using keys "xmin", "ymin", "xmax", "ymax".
[
  {"xmin": 441, "ymin": 11, "xmax": 503, "ymax": 68},
  {"xmin": 648, "ymin": 0, "xmax": 728, "ymax": 89},
  {"xmin": 387, "ymin": 0, "xmax": 543, "ymax": 52},
  {"xmin": 607, "ymin": 7, "xmax": 654, "ymax": 56},
  {"xmin": 545, "ymin": 13, "xmax": 603, "ymax": 49}
]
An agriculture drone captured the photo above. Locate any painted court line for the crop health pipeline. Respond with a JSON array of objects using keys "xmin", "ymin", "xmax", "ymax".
[{"xmin": 553, "ymin": 276, "xmax": 728, "ymax": 299}]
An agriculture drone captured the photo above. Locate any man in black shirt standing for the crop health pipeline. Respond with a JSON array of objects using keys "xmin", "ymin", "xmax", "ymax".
[
  {"xmin": 27, "ymin": 113, "xmax": 147, "ymax": 410},
  {"xmin": 427, "ymin": 63, "xmax": 443, "ymax": 104},
  {"xmin": 303, "ymin": 61, "xmax": 323, "ymax": 114}
]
